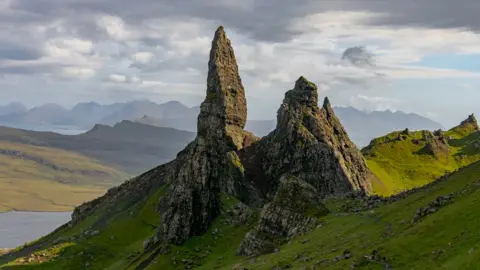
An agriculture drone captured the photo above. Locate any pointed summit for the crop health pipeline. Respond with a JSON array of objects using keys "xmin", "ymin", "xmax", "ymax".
[
  {"xmin": 323, "ymin": 97, "xmax": 330, "ymax": 108},
  {"xmin": 155, "ymin": 26, "xmax": 256, "ymax": 245},
  {"xmin": 451, "ymin": 113, "xmax": 479, "ymax": 135},
  {"xmin": 198, "ymin": 25, "xmax": 249, "ymax": 148},
  {"xmin": 237, "ymin": 77, "xmax": 373, "ymax": 255},
  {"xmin": 294, "ymin": 76, "xmax": 317, "ymax": 92},
  {"xmin": 243, "ymin": 76, "xmax": 372, "ymax": 198},
  {"xmin": 460, "ymin": 113, "xmax": 479, "ymax": 130},
  {"xmin": 281, "ymin": 76, "xmax": 318, "ymax": 111}
]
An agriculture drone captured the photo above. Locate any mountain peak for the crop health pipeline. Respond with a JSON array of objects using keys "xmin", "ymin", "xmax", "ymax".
[
  {"xmin": 198, "ymin": 25, "xmax": 249, "ymax": 148},
  {"xmin": 67, "ymin": 27, "xmax": 372, "ymax": 258},
  {"xmin": 154, "ymin": 26, "xmax": 257, "ymax": 245},
  {"xmin": 461, "ymin": 113, "xmax": 479, "ymax": 130},
  {"xmin": 294, "ymin": 76, "xmax": 316, "ymax": 91},
  {"xmin": 216, "ymin": 25, "xmax": 225, "ymax": 34},
  {"xmin": 237, "ymin": 79, "xmax": 373, "ymax": 255},
  {"xmin": 282, "ymin": 76, "xmax": 318, "ymax": 110},
  {"xmin": 323, "ymin": 97, "xmax": 332, "ymax": 110}
]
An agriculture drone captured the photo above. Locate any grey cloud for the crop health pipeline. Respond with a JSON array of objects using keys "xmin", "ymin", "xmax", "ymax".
[
  {"xmin": 341, "ymin": 46, "xmax": 375, "ymax": 67},
  {"xmin": 8, "ymin": 0, "xmax": 480, "ymax": 43},
  {"xmin": 0, "ymin": 64, "xmax": 56, "ymax": 75}
]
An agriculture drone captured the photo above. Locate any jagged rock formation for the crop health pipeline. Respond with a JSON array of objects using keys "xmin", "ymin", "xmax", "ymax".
[
  {"xmin": 421, "ymin": 130, "xmax": 450, "ymax": 159},
  {"xmin": 238, "ymin": 175, "xmax": 329, "ymax": 256},
  {"xmin": 236, "ymin": 77, "xmax": 372, "ymax": 255},
  {"xmin": 459, "ymin": 114, "xmax": 479, "ymax": 131},
  {"xmin": 70, "ymin": 26, "xmax": 373, "ymax": 256},
  {"xmin": 239, "ymin": 77, "xmax": 372, "ymax": 199},
  {"xmin": 156, "ymin": 26, "xmax": 258, "ymax": 245}
]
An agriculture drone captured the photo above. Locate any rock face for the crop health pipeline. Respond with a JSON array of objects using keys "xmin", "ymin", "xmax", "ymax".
[
  {"xmin": 460, "ymin": 114, "xmax": 479, "ymax": 131},
  {"xmin": 69, "ymin": 26, "xmax": 374, "ymax": 257},
  {"xmin": 238, "ymin": 175, "xmax": 329, "ymax": 256},
  {"xmin": 239, "ymin": 77, "xmax": 372, "ymax": 199},
  {"xmin": 412, "ymin": 194, "xmax": 454, "ymax": 223},
  {"xmin": 197, "ymin": 26, "xmax": 250, "ymax": 149},
  {"xmin": 421, "ymin": 130, "xmax": 450, "ymax": 159},
  {"xmin": 156, "ymin": 26, "xmax": 258, "ymax": 245},
  {"xmin": 236, "ymin": 77, "xmax": 372, "ymax": 256}
]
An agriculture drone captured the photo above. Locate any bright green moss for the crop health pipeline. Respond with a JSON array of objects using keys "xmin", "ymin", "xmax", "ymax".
[{"xmin": 228, "ymin": 151, "xmax": 244, "ymax": 174}]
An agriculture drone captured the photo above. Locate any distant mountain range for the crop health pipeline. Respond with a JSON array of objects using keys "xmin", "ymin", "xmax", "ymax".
[
  {"xmin": 0, "ymin": 121, "xmax": 195, "ymax": 175},
  {"xmin": 0, "ymin": 101, "xmax": 442, "ymax": 146}
]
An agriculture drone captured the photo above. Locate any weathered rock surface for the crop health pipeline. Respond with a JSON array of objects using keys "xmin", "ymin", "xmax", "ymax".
[
  {"xmin": 237, "ymin": 175, "xmax": 329, "ymax": 256},
  {"xmin": 459, "ymin": 113, "xmax": 479, "ymax": 131},
  {"xmin": 155, "ymin": 26, "xmax": 258, "ymax": 245},
  {"xmin": 69, "ymin": 26, "xmax": 374, "ymax": 259},
  {"xmin": 412, "ymin": 194, "xmax": 454, "ymax": 223},
  {"xmin": 239, "ymin": 77, "xmax": 372, "ymax": 199},
  {"xmin": 421, "ymin": 130, "xmax": 450, "ymax": 159}
]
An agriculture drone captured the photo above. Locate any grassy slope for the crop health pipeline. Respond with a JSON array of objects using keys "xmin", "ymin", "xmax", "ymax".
[
  {"xmin": 0, "ymin": 123, "xmax": 194, "ymax": 176},
  {"xmin": 363, "ymin": 123, "xmax": 480, "ymax": 196},
  {"xmin": 3, "ymin": 161, "xmax": 480, "ymax": 269},
  {"xmin": 0, "ymin": 141, "xmax": 127, "ymax": 212}
]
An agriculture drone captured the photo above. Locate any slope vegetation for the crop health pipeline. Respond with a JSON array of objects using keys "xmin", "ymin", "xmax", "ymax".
[
  {"xmin": 364, "ymin": 114, "xmax": 480, "ymax": 196},
  {"xmin": 2, "ymin": 159, "xmax": 480, "ymax": 269},
  {"xmin": 0, "ymin": 141, "xmax": 127, "ymax": 212},
  {"xmin": 1, "ymin": 26, "xmax": 478, "ymax": 270},
  {"xmin": 0, "ymin": 121, "xmax": 194, "ymax": 175}
]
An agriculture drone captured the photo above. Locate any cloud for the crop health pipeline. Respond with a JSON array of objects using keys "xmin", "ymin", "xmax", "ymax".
[
  {"xmin": 1, "ymin": 0, "xmax": 480, "ymax": 125},
  {"xmin": 44, "ymin": 38, "xmax": 94, "ymax": 57},
  {"xmin": 341, "ymin": 46, "xmax": 375, "ymax": 67},
  {"xmin": 106, "ymin": 74, "xmax": 142, "ymax": 84},
  {"xmin": 349, "ymin": 95, "xmax": 400, "ymax": 111},
  {"xmin": 132, "ymin": 52, "xmax": 154, "ymax": 65},
  {"xmin": 60, "ymin": 67, "xmax": 96, "ymax": 79}
]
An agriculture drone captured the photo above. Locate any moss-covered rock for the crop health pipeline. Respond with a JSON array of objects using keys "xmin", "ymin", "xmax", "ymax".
[{"xmin": 237, "ymin": 175, "xmax": 329, "ymax": 256}]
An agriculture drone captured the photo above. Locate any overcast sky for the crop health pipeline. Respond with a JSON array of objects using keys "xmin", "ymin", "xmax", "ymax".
[{"xmin": 1, "ymin": 0, "xmax": 480, "ymax": 127}]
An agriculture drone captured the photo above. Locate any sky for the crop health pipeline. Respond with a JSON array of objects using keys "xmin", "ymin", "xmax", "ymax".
[{"xmin": 1, "ymin": 0, "xmax": 480, "ymax": 127}]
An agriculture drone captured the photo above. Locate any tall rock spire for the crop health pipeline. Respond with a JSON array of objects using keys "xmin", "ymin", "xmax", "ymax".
[
  {"xmin": 197, "ymin": 26, "xmax": 249, "ymax": 149},
  {"xmin": 156, "ymin": 26, "xmax": 256, "ymax": 245}
]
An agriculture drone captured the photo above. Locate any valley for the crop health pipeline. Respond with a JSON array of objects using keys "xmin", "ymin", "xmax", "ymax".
[
  {"xmin": 0, "ymin": 25, "xmax": 479, "ymax": 270},
  {"xmin": 0, "ymin": 122, "xmax": 194, "ymax": 213}
]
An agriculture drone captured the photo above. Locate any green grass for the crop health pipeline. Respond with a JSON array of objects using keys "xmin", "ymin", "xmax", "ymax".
[
  {"xmin": 3, "ymin": 120, "xmax": 480, "ymax": 269},
  {"xmin": 363, "ymin": 124, "xmax": 480, "ymax": 196},
  {"xmin": 4, "ymin": 162, "xmax": 480, "ymax": 269},
  {"xmin": 0, "ymin": 141, "xmax": 127, "ymax": 212}
]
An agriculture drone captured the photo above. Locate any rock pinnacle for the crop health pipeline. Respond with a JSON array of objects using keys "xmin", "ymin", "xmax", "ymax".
[
  {"xmin": 460, "ymin": 113, "xmax": 479, "ymax": 131},
  {"xmin": 197, "ymin": 25, "xmax": 248, "ymax": 149}
]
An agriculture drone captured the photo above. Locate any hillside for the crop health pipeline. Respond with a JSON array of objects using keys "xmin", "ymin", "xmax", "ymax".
[
  {"xmin": 0, "ymin": 102, "xmax": 442, "ymax": 148},
  {"xmin": 363, "ymin": 114, "xmax": 480, "ymax": 196},
  {"xmin": 2, "ymin": 159, "xmax": 479, "ymax": 269},
  {"xmin": 0, "ymin": 141, "xmax": 126, "ymax": 212},
  {"xmin": 0, "ymin": 26, "xmax": 477, "ymax": 270},
  {"xmin": 0, "ymin": 121, "xmax": 195, "ymax": 175},
  {"xmin": 0, "ymin": 121, "xmax": 194, "ymax": 212}
]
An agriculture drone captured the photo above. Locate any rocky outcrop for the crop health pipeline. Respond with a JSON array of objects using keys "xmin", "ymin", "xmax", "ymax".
[
  {"xmin": 239, "ymin": 77, "xmax": 372, "ymax": 199},
  {"xmin": 70, "ymin": 26, "xmax": 374, "ymax": 258},
  {"xmin": 412, "ymin": 194, "xmax": 454, "ymax": 223},
  {"xmin": 460, "ymin": 114, "xmax": 479, "ymax": 131},
  {"xmin": 238, "ymin": 175, "xmax": 329, "ymax": 256},
  {"xmin": 155, "ymin": 26, "xmax": 258, "ymax": 245},
  {"xmin": 421, "ymin": 130, "xmax": 450, "ymax": 159}
]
